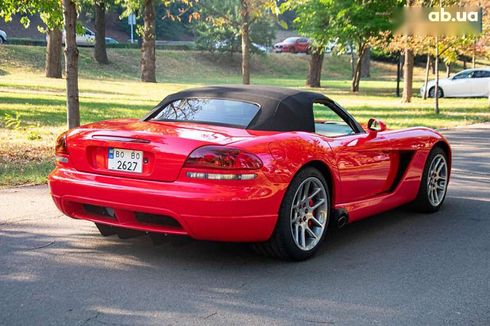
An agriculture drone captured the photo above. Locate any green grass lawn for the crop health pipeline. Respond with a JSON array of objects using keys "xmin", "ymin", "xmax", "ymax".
[{"xmin": 1, "ymin": 45, "xmax": 489, "ymax": 187}]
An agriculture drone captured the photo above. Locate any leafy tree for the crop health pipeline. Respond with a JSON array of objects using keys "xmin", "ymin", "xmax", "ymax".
[
  {"xmin": 118, "ymin": 0, "xmax": 198, "ymax": 82},
  {"xmin": 281, "ymin": 0, "xmax": 331, "ymax": 88},
  {"xmin": 155, "ymin": 1, "xmax": 195, "ymax": 39},
  {"xmin": 195, "ymin": 9, "xmax": 275, "ymax": 55},
  {"xmin": 285, "ymin": 0, "xmax": 401, "ymax": 91},
  {"xmin": 81, "ymin": 0, "xmax": 116, "ymax": 64},
  {"xmin": 198, "ymin": 0, "xmax": 277, "ymax": 84},
  {"xmin": 309, "ymin": 0, "xmax": 402, "ymax": 92},
  {"xmin": 0, "ymin": 0, "xmax": 64, "ymax": 78},
  {"xmin": 1, "ymin": 0, "xmax": 80, "ymax": 127},
  {"xmin": 94, "ymin": 0, "xmax": 111, "ymax": 64}
]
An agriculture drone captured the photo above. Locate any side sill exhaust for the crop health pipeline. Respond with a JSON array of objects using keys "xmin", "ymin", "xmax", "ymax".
[{"xmin": 331, "ymin": 208, "xmax": 349, "ymax": 229}]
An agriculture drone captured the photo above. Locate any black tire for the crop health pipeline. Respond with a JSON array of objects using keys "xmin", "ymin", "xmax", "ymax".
[
  {"xmin": 0, "ymin": 37, "xmax": 4, "ymax": 44},
  {"xmin": 253, "ymin": 167, "xmax": 330, "ymax": 261},
  {"xmin": 428, "ymin": 86, "xmax": 444, "ymax": 98},
  {"xmin": 412, "ymin": 147, "xmax": 449, "ymax": 213}
]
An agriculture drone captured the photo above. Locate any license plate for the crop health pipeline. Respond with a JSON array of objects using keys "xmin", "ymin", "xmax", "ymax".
[{"xmin": 107, "ymin": 148, "xmax": 143, "ymax": 173}]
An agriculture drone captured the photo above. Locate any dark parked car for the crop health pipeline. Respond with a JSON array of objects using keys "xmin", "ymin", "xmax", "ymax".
[{"xmin": 273, "ymin": 37, "xmax": 309, "ymax": 54}]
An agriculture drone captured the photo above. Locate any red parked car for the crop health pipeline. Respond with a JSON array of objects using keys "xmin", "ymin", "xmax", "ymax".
[
  {"xmin": 273, "ymin": 37, "xmax": 310, "ymax": 53},
  {"xmin": 49, "ymin": 86, "xmax": 451, "ymax": 260}
]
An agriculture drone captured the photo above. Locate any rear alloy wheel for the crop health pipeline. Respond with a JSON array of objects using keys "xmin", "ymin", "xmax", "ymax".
[
  {"xmin": 428, "ymin": 86, "xmax": 444, "ymax": 98},
  {"xmin": 412, "ymin": 147, "xmax": 449, "ymax": 213},
  {"xmin": 253, "ymin": 167, "xmax": 330, "ymax": 260}
]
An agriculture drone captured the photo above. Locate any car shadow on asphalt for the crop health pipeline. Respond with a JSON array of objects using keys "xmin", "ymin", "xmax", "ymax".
[
  {"xmin": 2, "ymin": 194, "xmax": 485, "ymax": 267},
  {"xmin": 1, "ymin": 193, "xmax": 488, "ymax": 325}
]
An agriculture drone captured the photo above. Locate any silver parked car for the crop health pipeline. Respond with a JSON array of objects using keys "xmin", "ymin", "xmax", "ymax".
[{"xmin": 48, "ymin": 27, "xmax": 119, "ymax": 47}]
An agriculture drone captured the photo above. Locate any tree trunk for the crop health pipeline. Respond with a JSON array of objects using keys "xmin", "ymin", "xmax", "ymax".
[
  {"xmin": 472, "ymin": 40, "xmax": 476, "ymax": 68},
  {"xmin": 94, "ymin": 1, "xmax": 109, "ymax": 64},
  {"xmin": 62, "ymin": 0, "xmax": 80, "ymax": 129},
  {"xmin": 306, "ymin": 49, "xmax": 324, "ymax": 88},
  {"xmin": 401, "ymin": 48, "xmax": 414, "ymax": 103},
  {"xmin": 396, "ymin": 53, "xmax": 402, "ymax": 97},
  {"xmin": 349, "ymin": 42, "xmax": 355, "ymax": 78},
  {"xmin": 240, "ymin": 0, "xmax": 250, "ymax": 85},
  {"xmin": 434, "ymin": 36, "xmax": 440, "ymax": 114},
  {"xmin": 423, "ymin": 53, "xmax": 431, "ymax": 100},
  {"xmin": 141, "ymin": 0, "xmax": 156, "ymax": 82},
  {"xmin": 360, "ymin": 47, "xmax": 370, "ymax": 78},
  {"xmin": 45, "ymin": 28, "xmax": 63, "ymax": 78},
  {"xmin": 446, "ymin": 62, "xmax": 451, "ymax": 78},
  {"xmin": 351, "ymin": 44, "xmax": 366, "ymax": 92}
]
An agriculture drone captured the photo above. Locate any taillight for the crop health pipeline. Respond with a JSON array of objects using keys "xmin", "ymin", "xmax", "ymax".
[
  {"xmin": 184, "ymin": 146, "xmax": 263, "ymax": 170},
  {"xmin": 55, "ymin": 131, "xmax": 69, "ymax": 163}
]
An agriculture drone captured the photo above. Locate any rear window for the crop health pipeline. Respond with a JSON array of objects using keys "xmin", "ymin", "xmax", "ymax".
[{"xmin": 151, "ymin": 98, "xmax": 260, "ymax": 128}]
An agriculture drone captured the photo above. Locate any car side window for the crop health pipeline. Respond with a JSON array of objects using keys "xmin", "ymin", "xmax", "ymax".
[
  {"xmin": 473, "ymin": 70, "xmax": 490, "ymax": 78},
  {"xmin": 313, "ymin": 102, "xmax": 356, "ymax": 137},
  {"xmin": 453, "ymin": 71, "xmax": 473, "ymax": 79}
]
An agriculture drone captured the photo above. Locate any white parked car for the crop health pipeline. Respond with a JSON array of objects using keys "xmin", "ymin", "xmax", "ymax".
[
  {"xmin": 0, "ymin": 29, "xmax": 7, "ymax": 44},
  {"xmin": 50, "ymin": 27, "xmax": 118, "ymax": 47},
  {"xmin": 421, "ymin": 68, "xmax": 490, "ymax": 98},
  {"xmin": 73, "ymin": 27, "xmax": 95, "ymax": 46}
]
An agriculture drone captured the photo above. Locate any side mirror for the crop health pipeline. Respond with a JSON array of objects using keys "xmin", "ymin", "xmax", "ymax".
[{"xmin": 367, "ymin": 118, "xmax": 387, "ymax": 133}]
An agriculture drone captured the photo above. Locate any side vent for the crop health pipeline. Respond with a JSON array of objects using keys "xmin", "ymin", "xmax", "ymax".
[{"xmin": 390, "ymin": 151, "xmax": 415, "ymax": 192}]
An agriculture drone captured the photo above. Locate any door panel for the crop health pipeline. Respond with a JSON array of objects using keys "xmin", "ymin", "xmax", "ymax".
[
  {"xmin": 445, "ymin": 70, "xmax": 475, "ymax": 96},
  {"xmin": 312, "ymin": 101, "xmax": 398, "ymax": 203},
  {"xmin": 325, "ymin": 133, "xmax": 399, "ymax": 203},
  {"xmin": 471, "ymin": 71, "xmax": 490, "ymax": 96}
]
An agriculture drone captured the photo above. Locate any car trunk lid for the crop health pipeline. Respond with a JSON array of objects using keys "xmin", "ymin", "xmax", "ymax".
[{"xmin": 66, "ymin": 119, "xmax": 253, "ymax": 182}]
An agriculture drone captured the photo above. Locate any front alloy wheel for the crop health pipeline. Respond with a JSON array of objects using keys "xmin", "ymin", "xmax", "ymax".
[
  {"xmin": 413, "ymin": 147, "xmax": 449, "ymax": 212},
  {"xmin": 426, "ymin": 153, "xmax": 448, "ymax": 207}
]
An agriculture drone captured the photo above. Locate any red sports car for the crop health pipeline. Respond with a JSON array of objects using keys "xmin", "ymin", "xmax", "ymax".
[
  {"xmin": 49, "ymin": 86, "xmax": 451, "ymax": 260},
  {"xmin": 273, "ymin": 37, "xmax": 310, "ymax": 53}
]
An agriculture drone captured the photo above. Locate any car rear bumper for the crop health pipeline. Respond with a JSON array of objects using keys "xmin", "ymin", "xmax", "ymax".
[{"xmin": 48, "ymin": 168, "xmax": 285, "ymax": 242}]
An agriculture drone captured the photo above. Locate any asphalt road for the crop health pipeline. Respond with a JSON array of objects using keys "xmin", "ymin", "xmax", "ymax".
[{"xmin": 1, "ymin": 124, "xmax": 489, "ymax": 326}]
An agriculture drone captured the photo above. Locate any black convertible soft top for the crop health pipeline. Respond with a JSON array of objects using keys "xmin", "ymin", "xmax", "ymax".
[{"xmin": 143, "ymin": 85, "xmax": 330, "ymax": 132}]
